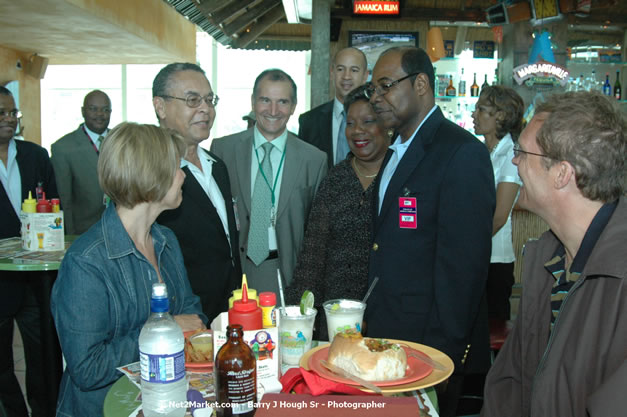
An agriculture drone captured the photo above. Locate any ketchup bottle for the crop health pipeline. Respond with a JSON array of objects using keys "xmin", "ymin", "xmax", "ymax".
[
  {"xmin": 36, "ymin": 192, "xmax": 52, "ymax": 213},
  {"xmin": 228, "ymin": 284, "xmax": 262, "ymax": 331}
]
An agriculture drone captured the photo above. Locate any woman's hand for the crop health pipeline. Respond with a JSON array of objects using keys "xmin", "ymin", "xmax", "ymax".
[{"xmin": 173, "ymin": 314, "xmax": 206, "ymax": 332}]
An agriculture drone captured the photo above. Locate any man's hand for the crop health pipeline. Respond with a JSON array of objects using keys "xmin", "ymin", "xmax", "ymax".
[{"xmin": 173, "ymin": 314, "xmax": 206, "ymax": 332}]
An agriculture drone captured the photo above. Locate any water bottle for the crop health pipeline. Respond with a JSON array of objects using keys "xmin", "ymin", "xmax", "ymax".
[{"xmin": 139, "ymin": 283, "xmax": 187, "ymax": 417}]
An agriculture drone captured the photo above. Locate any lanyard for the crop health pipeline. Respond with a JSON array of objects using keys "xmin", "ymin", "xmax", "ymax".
[
  {"xmin": 82, "ymin": 125, "xmax": 99, "ymax": 155},
  {"xmin": 254, "ymin": 144, "xmax": 286, "ymax": 207}
]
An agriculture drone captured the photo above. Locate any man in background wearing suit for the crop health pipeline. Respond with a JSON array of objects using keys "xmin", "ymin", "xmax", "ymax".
[
  {"xmin": 365, "ymin": 47, "xmax": 495, "ymax": 416},
  {"xmin": 298, "ymin": 47, "xmax": 369, "ymax": 168},
  {"xmin": 212, "ymin": 69, "xmax": 327, "ymax": 295},
  {"xmin": 0, "ymin": 86, "xmax": 57, "ymax": 417},
  {"xmin": 153, "ymin": 63, "xmax": 241, "ymax": 323},
  {"xmin": 51, "ymin": 90, "xmax": 110, "ymax": 235}
]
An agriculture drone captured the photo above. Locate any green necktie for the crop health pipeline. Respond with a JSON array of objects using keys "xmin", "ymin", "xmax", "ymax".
[{"xmin": 247, "ymin": 142, "xmax": 274, "ymax": 265}]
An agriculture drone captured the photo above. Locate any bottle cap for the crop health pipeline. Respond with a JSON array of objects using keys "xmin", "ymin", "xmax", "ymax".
[
  {"xmin": 36, "ymin": 192, "xmax": 52, "ymax": 213},
  {"xmin": 22, "ymin": 191, "xmax": 37, "ymax": 213},
  {"xmin": 150, "ymin": 283, "xmax": 169, "ymax": 312},
  {"xmin": 259, "ymin": 292, "xmax": 276, "ymax": 307},
  {"xmin": 232, "ymin": 284, "xmax": 258, "ymax": 312}
]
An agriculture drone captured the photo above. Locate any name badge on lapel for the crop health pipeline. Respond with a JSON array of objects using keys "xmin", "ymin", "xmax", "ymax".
[{"xmin": 399, "ymin": 197, "xmax": 417, "ymax": 229}]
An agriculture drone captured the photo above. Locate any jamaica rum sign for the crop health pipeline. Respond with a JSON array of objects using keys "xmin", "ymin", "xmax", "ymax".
[{"xmin": 353, "ymin": 0, "xmax": 400, "ymax": 15}]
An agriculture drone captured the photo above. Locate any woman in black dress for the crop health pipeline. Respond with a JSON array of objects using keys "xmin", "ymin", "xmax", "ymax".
[{"xmin": 287, "ymin": 85, "xmax": 390, "ymax": 340}]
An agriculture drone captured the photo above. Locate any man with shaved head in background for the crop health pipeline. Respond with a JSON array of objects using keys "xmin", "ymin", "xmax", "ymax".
[
  {"xmin": 52, "ymin": 90, "xmax": 111, "ymax": 234},
  {"xmin": 298, "ymin": 47, "xmax": 369, "ymax": 168}
]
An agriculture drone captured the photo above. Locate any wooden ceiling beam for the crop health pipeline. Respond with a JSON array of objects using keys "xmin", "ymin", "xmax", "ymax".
[
  {"xmin": 233, "ymin": 4, "xmax": 286, "ymax": 48},
  {"xmin": 221, "ymin": 0, "xmax": 282, "ymax": 37},
  {"xmin": 210, "ymin": 0, "xmax": 256, "ymax": 23},
  {"xmin": 567, "ymin": 12, "xmax": 627, "ymax": 26},
  {"xmin": 195, "ymin": 0, "xmax": 230, "ymax": 16}
]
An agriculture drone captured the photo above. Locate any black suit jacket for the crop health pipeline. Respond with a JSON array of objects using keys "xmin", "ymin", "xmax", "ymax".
[
  {"xmin": 158, "ymin": 149, "xmax": 241, "ymax": 323},
  {"xmin": 0, "ymin": 139, "xmax": 58, "ymax": 317},
  {"xmin": 367, "ymin": 108, "xmax": 495, "ymax": 374},
  {"xmin": 298, "ymin": 100, "xmax": 334, "ymax": 169}
]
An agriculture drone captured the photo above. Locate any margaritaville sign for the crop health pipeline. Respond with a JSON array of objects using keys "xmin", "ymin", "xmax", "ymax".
[
  {"xmin": 513, "ymin": 60, "xmax": 569, "ymax": 87},
  {"xmin": 353, "ymin": 0, "xmax": 400, "ymax": 15}
]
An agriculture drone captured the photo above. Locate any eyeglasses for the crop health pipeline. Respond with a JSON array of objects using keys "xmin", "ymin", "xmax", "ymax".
[
  {"xmin": 85, "ymin": 106, "xmax": 112, "ymax": 114},
  {"xmin": 0, "ymin": 110, "xmax": 22, "ymax": 119},
  {"xmin": 161, "ymin": 94, "xmax": 219, "ymax": 108},
  {"xmin": 365, "ymin": 72, "xmax": 420, "ymax": 99},
  {"xmin": 513, "ymin": 144, "xmax": 554, "ymax": 159}
]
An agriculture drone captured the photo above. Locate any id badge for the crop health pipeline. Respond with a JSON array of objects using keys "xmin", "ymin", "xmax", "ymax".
[
  {"xmin": 399, "ymin": 197, "xmax": 417, "ymax": 229},
  {"xmin": 268, "ymin": 225, "xmax": 278, "ymax": 250}
]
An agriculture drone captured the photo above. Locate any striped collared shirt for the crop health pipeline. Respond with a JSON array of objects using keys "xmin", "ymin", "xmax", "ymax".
[{"xmin": 545, "ymin": 200, "xmax": 618, "ymax": 331}]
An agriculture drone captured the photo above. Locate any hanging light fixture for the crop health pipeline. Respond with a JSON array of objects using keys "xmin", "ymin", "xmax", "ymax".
[{"xmin": 426, "ymin": 27, "xmax": 446, "ymax": 63}]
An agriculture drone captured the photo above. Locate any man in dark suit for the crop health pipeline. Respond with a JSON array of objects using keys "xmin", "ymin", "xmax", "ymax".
[
  {"xmin": 51, "ymin": 90, "xmax": 110, "ymax": 235},
  {"xmin": 0, "ymin": 86, "xmax": 58, "ymax": 417},
  {"xmin": 152, "ymin": 63, "xmax": 241, "ymax": 323},
  {"xmin": 211, "ymin": 69, "xmax": 327, "ymax": 295},
  {"xmin": 365, "ymin": 47, "xmax": 495, "ymax": 416},
  {"xmin": 298, "ymin": 47, "xmax": 369, "ymax": 168}
]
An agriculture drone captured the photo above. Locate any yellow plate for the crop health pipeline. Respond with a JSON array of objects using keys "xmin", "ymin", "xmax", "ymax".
[{"xmin": 299, "ymin": 339, "xmax": 454, "ymax": 393}]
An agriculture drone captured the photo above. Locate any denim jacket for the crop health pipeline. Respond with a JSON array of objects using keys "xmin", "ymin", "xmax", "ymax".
[{"xmin": 51, "ymin": 204, "xmax": 206, "ymax": 417}]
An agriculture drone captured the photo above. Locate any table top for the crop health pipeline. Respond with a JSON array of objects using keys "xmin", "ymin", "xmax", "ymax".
[
  {"xmin": 0, "ymin": 236, "xmax": 75, "ymax": 271},
  {"xmin": 104, "ymin": 372, "xmax": 439, "ymax": 417}
]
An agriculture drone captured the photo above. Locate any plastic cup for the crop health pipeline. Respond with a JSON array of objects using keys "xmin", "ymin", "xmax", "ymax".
[
  {"xmin": 189, "ymin": 332, "xmax": 213, "ymax": 360},
  {"xmin": 323, "ymin": 299, "xmax": 366, "ymax": 342},
  {"xmin": 278, "ymin": 306, "xmax": 317, "ymax": 368}
]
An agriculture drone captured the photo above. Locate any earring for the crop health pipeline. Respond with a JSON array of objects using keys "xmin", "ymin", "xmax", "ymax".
[{"xmin": 387, "ymin": 129, "xmax": 394, "ymax": 138}]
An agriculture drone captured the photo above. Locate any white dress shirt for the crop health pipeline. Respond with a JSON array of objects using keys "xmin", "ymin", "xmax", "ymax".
[
  {"xmin": 490, "ymin": 133, "xmax": 522, "ymax": 263},
  {"xmin": 0, "ymin": 138, "xmax": 22, "ymax": 216},
  {"xmin": 181, "ymin": 147, "xmax": 231, "ymax": 248},
  {"xmin": 378, "ymin": 105, "xmax": 438, "ymax": 213},
  {"xmin": 83, "ymin": 124, "xmax": 107, "ymax": 151}
]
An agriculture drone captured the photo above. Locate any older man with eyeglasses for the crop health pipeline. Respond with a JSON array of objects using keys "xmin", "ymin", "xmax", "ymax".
[
  {"xmin": 51, "ymin": 90, "xmax": 111, "ymax": 235},
  {"xmin": 364, "ymin": 47, "xmax": 495, "ymax": 417},
  {"xmin": 1, "ymin": 85, "xmax": 58, "ymax": 417},
  {"xmin": 153, "ymin": 63, "xmax": 241, "ymax": 324}
]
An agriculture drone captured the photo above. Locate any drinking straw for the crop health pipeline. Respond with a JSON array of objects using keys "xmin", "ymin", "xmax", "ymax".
[
  {"xmin": 277, "ymin": 268, "xmax": 286, "ymax": 311},
  {"xmin": 362, "ymin": 276, "xmax": 379, "ymax": 304}
]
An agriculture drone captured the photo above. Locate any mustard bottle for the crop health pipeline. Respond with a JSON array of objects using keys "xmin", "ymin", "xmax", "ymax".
[{"xmin": 22, "ymin": 191, "xmax": 37, "ymax": 213}]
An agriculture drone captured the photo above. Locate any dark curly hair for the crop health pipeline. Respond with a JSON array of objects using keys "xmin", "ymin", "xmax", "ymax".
[{"xmin": 478, "ymin": 86, "xmax": 524, "ymax": 141}]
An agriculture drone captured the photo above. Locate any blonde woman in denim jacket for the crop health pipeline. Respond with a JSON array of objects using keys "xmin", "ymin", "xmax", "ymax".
[{"xmin": 51, "ymin": 123, "xmax": 207, "ymax": 417}]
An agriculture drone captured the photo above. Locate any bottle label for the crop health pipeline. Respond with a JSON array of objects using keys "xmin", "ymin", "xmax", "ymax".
[
  {"xmin": 224, "ymin": 368, "xmax": 255, "ymax": 414},
  {"xmin": 139, "ymin": 350, "xmax": 185, "ymax": 383}
]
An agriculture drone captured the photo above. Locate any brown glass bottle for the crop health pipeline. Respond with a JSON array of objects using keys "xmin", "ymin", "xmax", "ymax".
[
  {"xmin": 470, "ymin": 73, "xmax": 480, "ymax": 97},
  {"xmin": 214, "ymin": 325, "xmax": 256, "ymax": 417}
]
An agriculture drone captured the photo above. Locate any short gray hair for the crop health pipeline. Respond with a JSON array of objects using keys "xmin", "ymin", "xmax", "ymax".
[{"xmin": 535, "ymin": 91, "xmax": 626, "ymax": 202}]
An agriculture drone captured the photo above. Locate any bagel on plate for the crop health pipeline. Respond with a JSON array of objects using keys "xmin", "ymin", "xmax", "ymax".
[{"xmin": 327, "ymin": 331, "xmax": 407, "ymax": 381}]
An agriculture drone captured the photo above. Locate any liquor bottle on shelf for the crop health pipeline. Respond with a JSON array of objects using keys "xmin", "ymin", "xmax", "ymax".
[
  {"xmin": 493, "ymin": 68, "xmax": 499, "ymax": 86},
  {"xmin": 481, "ymin": 74, "xmax": 489, "ymax": 92},
  {"xmin": 614, "ymin": 71, "xmax": 622, "ymax": 100},
  {"xmin": 445, "ymin": 75, "xmax": 456, "ymax": 97},
  {"xmin": 603, "ymin": 73, "xmax": 612, "ymax": 96},
  {"xmin": 588, "ymin": 70, "xmax": 597, "ymax": 91},
  {"xmin": 434, "ymin": 67, "xmax": 439, "ymax": 97},
  {"xmin": 470, "ymin": 73, "xmax": 480, "ymax": 97},
  {"xmin": 458, "ymin": 68, "xmax": 466, "ymax": 97}
]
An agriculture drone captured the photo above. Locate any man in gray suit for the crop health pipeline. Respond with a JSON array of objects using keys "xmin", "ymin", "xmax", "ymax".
[
  {"xmin": 211, "ymin": 69, "xmax": 327, "ymax": 294},
  {"xmin": 51, "ymin": 90, "xmax": 110, "ymax": 235}
]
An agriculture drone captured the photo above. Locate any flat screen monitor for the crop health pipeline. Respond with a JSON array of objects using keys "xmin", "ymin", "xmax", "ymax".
[{"xmin": 348, "ymin": 31, "xmax": 419, "ymax": 71}]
